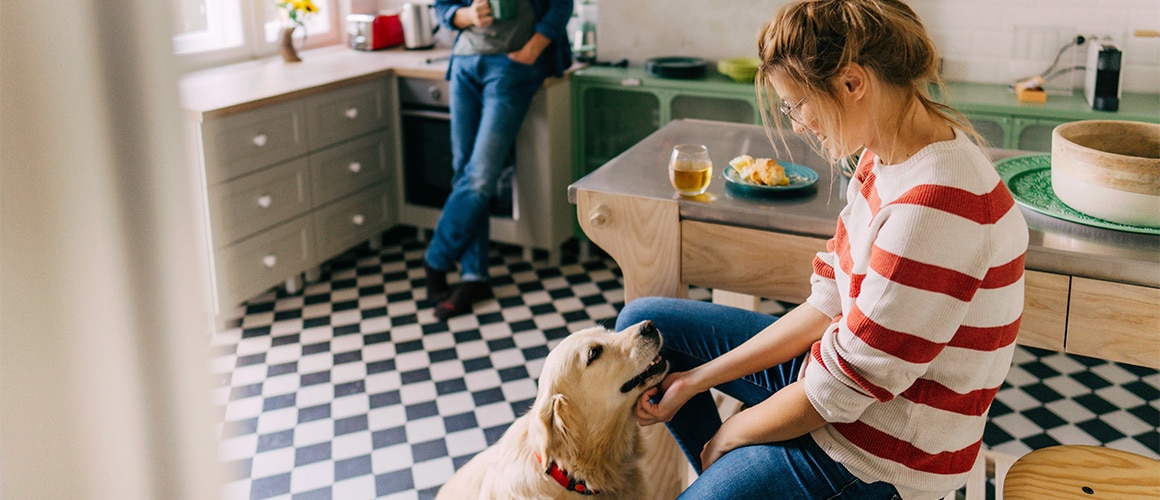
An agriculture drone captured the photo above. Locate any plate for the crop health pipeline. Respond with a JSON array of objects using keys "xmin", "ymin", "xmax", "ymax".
[
  {"xmin": 645, "ymin": 57, "xmax": 708, "ymax": 79},
  {"xmin": 723, "ymin": 162, "xmax": 819, "ymax": 196},
  {"xmin": 995, "ymin": 154, "xmax": 1160, "ymax": 235}
]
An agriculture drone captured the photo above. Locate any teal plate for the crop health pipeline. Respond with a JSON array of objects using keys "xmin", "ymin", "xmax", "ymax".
[
  {"xmin": 995, "ymin": 154, "xmax": 1160, "ymax": 235},
  {"xmin": 724, "ymin": 162, "xmax": 819, "ymax": 196}
]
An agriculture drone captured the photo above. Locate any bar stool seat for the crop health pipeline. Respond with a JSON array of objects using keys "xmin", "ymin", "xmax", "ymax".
[{"xmin": 1003, "ymin": 445, "xmax": 1160, "ymax": 499}]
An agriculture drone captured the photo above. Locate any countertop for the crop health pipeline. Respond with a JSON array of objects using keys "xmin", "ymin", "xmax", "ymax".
[
  {"xmin": 179, "ymin": 44, "xmax": 581, "ymax": 121},
  {"xmin": 180, "ymin": 45, "xmax": 452, "ymax": 120},
  {"xmin": 568, "ymin": 119, "xmax": 1160, "ymax": 288}
]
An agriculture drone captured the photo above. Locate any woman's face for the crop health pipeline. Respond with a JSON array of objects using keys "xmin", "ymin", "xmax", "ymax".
[{"xmin": 771, "ymin": 74, "xmax": 861, "ymax": 160}]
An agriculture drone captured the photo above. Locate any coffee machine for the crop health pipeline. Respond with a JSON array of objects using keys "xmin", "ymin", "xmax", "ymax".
[{"xmin": 1085, "ymin": 41, "xmax": 1122, "ymax": 112}]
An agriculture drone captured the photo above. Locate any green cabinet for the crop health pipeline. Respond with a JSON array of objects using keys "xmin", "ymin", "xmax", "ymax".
[
  {"xmin": 948, "ymin": 82, "xmax": 1159, "ymax": 152},
  {"xmin": 571, "ymin": 66, "xmax": 761, "ymax": 182}
]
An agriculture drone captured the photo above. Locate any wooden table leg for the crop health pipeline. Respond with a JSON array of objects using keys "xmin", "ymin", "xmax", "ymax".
[{"xmin": 576, "ymin": 189, "xmax": 685, "ymax": 302}]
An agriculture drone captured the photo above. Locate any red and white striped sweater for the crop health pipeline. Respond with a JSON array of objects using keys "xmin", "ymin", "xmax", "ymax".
[{"xmin": 803, "ymin": 130, "xmax": 1028, "ymax": 500}]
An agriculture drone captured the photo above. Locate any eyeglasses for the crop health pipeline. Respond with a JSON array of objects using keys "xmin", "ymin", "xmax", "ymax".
[{"xmin": 779, "ymin": 96, "xmax": 808, "ymax": 126}]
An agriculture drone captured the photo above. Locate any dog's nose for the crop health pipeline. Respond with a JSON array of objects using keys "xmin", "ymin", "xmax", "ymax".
[{"xmin": 640, "ymin": 320, "xmax": 659, "ymax": 339}]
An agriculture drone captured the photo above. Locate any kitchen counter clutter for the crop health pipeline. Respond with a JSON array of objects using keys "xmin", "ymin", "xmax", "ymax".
[
  {"xmin": 181, "ymin": 46, "xmax": 574, "ymax": 316},
  {"xmin": 569, "ymin": 119, "xmax": 1160, "ymax": 369}
]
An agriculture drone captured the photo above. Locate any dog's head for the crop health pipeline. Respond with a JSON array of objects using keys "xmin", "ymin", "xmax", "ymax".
[{"xmin": 529, "ymin": 321, "xmax": 669, "ymax": 467}]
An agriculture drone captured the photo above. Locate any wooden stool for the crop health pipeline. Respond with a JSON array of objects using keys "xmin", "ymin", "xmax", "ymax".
[{"xmin": 1003, "ymin": 445, "xmax": 1160, "ymax": 499}]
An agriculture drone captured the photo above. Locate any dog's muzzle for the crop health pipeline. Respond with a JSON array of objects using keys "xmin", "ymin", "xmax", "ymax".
[{"xmin": 619, "ymin": 354, "xmax": 667, "ymax": 393}]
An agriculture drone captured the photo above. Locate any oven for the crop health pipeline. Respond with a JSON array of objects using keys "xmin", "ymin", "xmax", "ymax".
[{"xmin": 397, "ymin": 77, "xmax": 515, "ymax": 220}]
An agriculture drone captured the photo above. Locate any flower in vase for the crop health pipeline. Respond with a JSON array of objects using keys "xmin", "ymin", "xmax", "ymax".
[{"xmin": 276, "ymin": 0, "xmax": 318, "ymax": 30}]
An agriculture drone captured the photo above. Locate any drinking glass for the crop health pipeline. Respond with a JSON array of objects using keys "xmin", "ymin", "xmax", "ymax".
[{"xmin": 668, "ymin": 144, "xmax": 713, "ymax": 196}]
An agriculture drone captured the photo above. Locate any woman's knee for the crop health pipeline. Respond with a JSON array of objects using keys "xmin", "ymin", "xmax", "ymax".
[{"xmin": 615, "ymin": 296, "xmax": 683, "ymax": 331}]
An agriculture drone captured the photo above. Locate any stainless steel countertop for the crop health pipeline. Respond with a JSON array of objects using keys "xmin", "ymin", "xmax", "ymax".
[{"xmin": 569, "ymin": 119, "xmax": 1160, "ymax": 288}]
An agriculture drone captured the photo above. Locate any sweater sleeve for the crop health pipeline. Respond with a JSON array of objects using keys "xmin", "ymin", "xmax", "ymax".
[
  {"xmin": 806, "ymin": 240, "xmax": 842, "ymax": 319},
  {"xmin": 533, "ymin": 0, "xmax": 572, "ymax": 42},
  {"xmin": 804, "ymin": 183, "xmax": 996, "ymax": 423}
]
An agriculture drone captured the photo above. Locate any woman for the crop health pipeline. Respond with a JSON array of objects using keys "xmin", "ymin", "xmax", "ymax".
[
  {"xmin": 617, "ymin": 1, "xmax": 1028, "ymax": 498},
  {"xmin": 426, "ymin": 0, "xmax": 571, "ymax": 320}
]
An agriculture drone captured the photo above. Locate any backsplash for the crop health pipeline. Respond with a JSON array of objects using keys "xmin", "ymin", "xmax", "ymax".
[{"xmin": 597, "ymin": 0, "xmax": 1160, "ymax": 94}]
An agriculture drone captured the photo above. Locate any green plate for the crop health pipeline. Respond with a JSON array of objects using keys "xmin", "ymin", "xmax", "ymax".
[
  {"xmin": 723, "ymin": 162, "xmax": 819, "ymax": 196},
  {"xmin": 995, "ymin": 154, "xmax": 1160, "ymax": 235}
]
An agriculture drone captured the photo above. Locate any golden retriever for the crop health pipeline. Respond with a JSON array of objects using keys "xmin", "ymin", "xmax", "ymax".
[{"xmin": 436, "ymin": 320, "xmax": 678, "ymax": 499}]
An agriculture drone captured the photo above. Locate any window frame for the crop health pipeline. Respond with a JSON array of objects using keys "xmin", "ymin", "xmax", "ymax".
[{"xmin": 174, "ymin": 0, "xmax": 343, "ymax": 72}]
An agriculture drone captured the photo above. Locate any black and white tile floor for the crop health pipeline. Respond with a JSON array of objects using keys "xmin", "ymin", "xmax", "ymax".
[{"xmin": 209, "ymin": 227, "xmax": 1159, "ymax": 500}]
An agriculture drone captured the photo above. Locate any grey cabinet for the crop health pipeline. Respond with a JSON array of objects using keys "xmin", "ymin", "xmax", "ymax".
[{"xmin": 197, "ymin": 78, "xmax": 399, "ymax": 312}]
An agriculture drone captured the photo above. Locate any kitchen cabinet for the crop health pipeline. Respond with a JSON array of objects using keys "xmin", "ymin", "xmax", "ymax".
[
  {"xmin": 571, "ymin": 66, "xmax": 760, "ymax": 183},
  {"xmin": 194, "ymin": 78, "xmax": 399, "ymax": 313},
  {"xmin": 947, "ymin": 82, "xmax": 1160, "ymax": 152}
]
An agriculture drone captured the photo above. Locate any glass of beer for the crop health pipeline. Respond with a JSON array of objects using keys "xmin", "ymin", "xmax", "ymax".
[{"xmin": 668, "ymin": 144, "xmax": 713, "ymax": 196}]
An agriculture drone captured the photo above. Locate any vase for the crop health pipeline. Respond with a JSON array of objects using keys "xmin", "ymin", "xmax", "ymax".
[{"xmin": 279, "ymin": 26, "xmax": 301, "ymax": 63}]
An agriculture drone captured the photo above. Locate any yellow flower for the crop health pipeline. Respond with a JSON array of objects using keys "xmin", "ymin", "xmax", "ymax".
[{"xmin": 277, "ymin": 0, "xmax": 318, "ymax": 28}]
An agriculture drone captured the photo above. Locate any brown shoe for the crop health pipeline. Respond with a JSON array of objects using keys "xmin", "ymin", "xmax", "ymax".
[{"xmin": 433, "ymin": 281, "xmax": 492, "ymax": 321}]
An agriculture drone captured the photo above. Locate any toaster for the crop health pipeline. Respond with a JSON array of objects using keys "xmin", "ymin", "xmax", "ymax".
[{"xmin": 347, "ymin": 13, "xmax": 404, "ymax": 51}]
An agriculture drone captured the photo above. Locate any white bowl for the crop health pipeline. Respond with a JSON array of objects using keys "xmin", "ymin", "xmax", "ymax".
[{"xmin": 1051, "ymin": 120, "xmax": 1160, "ymax": 228}]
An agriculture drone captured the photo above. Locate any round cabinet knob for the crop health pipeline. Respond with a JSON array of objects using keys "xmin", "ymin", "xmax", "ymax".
[
  {"xmin": 345, "ymin": 107, "xmax": 359, "ymax": 120},
  {"xmin": 429, "ymin": 87, "xmax": 441, "ymax": 101},
  {"xmin": 351, "ymin": 214, "xmax": 366, "ymax": 226},
  {"xmin": 348, "ymin": 162, "xmax": 362, "ymax": 173},
  {"xmin": 257, "ymin": 195, "xmax": 272, "ymax": 208},
  {"xmin": 252, "ymin": 134, "xmax": 268, "ymax": 147},
  {"xmin": 588, "ymin": 205, "xmax": 612, "ymax": 228},
  {"xmin": 262, "ymin": 255, "xmax": 277, "ymax": 268}
]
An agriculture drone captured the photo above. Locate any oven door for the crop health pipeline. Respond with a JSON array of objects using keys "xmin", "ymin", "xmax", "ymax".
[
  {"xmin": 399, "ymin": 106, "xmax": 515, "ymax": 218},
  {"xmin": 400, "ymin": 107, "xmax": 454, "ymax": 209}
]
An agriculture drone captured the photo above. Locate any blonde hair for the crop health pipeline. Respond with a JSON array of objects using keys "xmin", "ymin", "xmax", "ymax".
[{"xmin": 755, "ymin": 0, "xmax": 980, "ymax": 161}]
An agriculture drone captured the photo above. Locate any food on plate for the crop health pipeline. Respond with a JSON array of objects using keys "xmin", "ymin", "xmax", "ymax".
[{"xmin": 729, "ymin": 155, "xmax": 789, "ymax": 186}]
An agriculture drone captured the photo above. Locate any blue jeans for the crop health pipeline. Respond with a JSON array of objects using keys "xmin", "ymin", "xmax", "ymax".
[
  {"xmin": 616, "ymin": 297, "xmax": 900, "ymax": 500},
  {"xmin": 424, "ymin": 54, "xmax": 545, "ymax": 282}
]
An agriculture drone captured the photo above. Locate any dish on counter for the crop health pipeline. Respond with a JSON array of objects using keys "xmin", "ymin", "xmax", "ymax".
[
  {"xmin": 723, "ymin": 162, "xmax": 818, "ymax": 196},
  {"xmin": 995, "ymin": 154, "xmax": 1160, "ymax": 235}
]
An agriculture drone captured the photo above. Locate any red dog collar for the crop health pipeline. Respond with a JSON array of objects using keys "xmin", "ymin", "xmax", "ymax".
[{"xmin": 534, "ymin": 451, "xmax": 598, "ymax": 495}]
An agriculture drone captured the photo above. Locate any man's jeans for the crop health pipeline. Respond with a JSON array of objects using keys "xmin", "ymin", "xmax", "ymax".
[
  {"xmin": 616, "ymin": 297, "xmax": 900, "ymax": 499},
  {"xmin": 425, "ymin": 54, "xmax": 544, "ymax": 282}
]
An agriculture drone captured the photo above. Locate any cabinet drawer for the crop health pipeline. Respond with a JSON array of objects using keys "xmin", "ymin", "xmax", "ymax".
[
  {"xmin": 202, "ymin": 100, "xmax": 308, "ymax": 184},
  {"xmin": 306, "ymin": 80, "xmax": 387, "ymax": 149},
  {"xmin": 313, "ymin": 185, "xmax": 390, "ymax": 260},
  {"xmin": 215, "ymin": 216, "xmax": 315, "ymax": 309},
  {"xmin": 681, "ymin": 221, "xmax": 827, "ymax": 304},
  {"xmin": 208, "ymin": 159, "xmax": 312, "ymax": 248},
  {"xmin": 1019, "ymin": 270, "xmax": 1069, "ymax": 351},
  {"xmin": 1067, "ymin": 278, "xmax": 1160, "ymax": 369},
  {"xmin": 310, "ymin": 134, "xmax": 388, "ymax": 206}
]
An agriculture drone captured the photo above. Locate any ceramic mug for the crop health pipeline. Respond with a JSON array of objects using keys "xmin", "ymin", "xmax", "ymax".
[{"xmin": 490, "ymin": 0, "xmax": 516, "ymax": 20}]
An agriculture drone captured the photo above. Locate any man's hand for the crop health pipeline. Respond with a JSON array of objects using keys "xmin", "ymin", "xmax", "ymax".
[{"xmin": 454, "ymin": 0, "xmax": 493, "ymax": 28}]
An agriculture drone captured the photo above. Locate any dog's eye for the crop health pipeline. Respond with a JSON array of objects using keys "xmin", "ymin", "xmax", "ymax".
[{"xmin": 586, "ymin": 345, "xmax": 603, "ymax": 366}]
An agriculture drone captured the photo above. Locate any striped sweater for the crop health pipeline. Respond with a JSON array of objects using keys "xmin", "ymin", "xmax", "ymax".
[{"xmin": 803, "ymin": 130, "xmax": 1028, "ymax": 500}]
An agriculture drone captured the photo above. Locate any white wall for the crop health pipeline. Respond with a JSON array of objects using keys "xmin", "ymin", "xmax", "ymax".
[{"xmin": 597, "ymin": 0, "xmax": 1160, "ymax": 94}]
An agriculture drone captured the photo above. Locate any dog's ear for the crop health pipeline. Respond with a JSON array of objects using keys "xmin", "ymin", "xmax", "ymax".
[{"xmin": 535, "ymin": 393, "xmax": 575, "ymax": 460}]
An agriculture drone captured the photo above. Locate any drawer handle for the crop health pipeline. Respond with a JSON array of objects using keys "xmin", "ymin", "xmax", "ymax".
[
  {"xmin": 345, "ymin": 107, "xmax": 359, "ymax": 120},
  {"xmin": 252, "ymin": 134, "xmax": 268, "ymax": 147},
  {"xmin": 262, "ymin": 255, "xmax": 277, "ymax": 268},
  {"xmin": 588, "ymin": 205, "xmax": 612, "ymax": 228},
  {"xmin": 257, "ymin": 195, "xmax": 272, "ymax": 208},
  {"xmin": 351, "ymin": 214, "xmax": 366, "ymax": 226},
  {"xmin": 348, "ymin": 162, "xmax": 361, "ymax": 173}
]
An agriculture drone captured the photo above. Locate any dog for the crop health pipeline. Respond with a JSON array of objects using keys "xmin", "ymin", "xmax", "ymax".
[{"xmin": 436, "ymin": 320, "xmax": 675, "ymax": 499}]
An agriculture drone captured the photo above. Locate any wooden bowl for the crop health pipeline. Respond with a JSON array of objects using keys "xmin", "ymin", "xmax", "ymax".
[{"xmin": 1051, "ymin": 120, "xmax": 1160, "ymax": 228}]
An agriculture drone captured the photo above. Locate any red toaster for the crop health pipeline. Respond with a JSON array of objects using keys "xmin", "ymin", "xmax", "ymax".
[{"xmin": 347, "ymin": 12, "xmax": 404, "ymax": 51}]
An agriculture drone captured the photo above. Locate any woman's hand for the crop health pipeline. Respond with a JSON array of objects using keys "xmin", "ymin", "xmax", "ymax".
[
  {"xmin": 635, "ymin": 371, "xmax": 699, "ymax": 426},
  {"xmin": 454, "ymin": 0, "xmax": 493, "ymax": 28},
  {"xmin": 700, "ymin": 418, "xmax": 743, "ymax": 470}
]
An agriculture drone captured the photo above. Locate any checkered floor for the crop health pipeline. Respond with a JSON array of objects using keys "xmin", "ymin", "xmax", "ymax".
[{"xmin": 209, "ymin": 227, "xmax": 1159, "ymax": 500}]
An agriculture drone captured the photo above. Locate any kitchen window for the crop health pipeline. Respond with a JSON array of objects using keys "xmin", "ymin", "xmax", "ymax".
[{"xmin": 172, "ymin": 0, "xmax": 339, "ymax": 69}]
